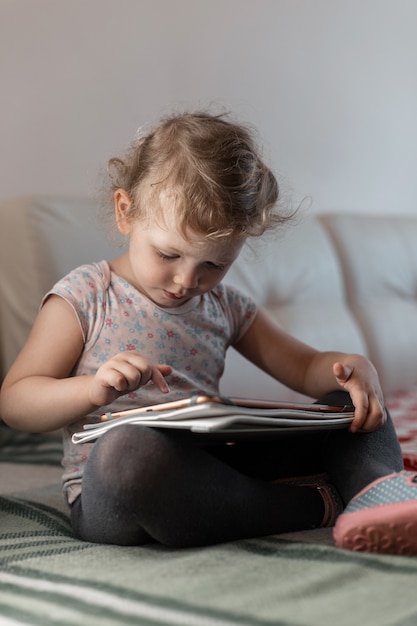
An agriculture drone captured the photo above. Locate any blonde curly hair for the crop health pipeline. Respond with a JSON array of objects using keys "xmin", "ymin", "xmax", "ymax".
[{"xmin": 105, "ymin": 110, "xmax": 286, "ymax": 240}]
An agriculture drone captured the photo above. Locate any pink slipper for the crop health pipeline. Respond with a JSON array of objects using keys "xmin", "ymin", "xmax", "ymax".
[{"xmin": 333, "ymin": 471, "xmax": 417, "ymax": 555}]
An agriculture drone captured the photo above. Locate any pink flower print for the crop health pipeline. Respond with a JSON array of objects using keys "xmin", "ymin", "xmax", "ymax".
[
  {"xmin": 126, "ymin": 297, "xmax": 133, "ymax": 305},
  {"xmin": 105, "ymin": 318, "xmax": 113, "ymax": 327},
  {"xmin": 148, "ymin": 333, "xmax": 154, "ymax": 339},
  {"xmin": 189, "ymin": 348, "xmax": 198, "ymax": 356},
  {"xmin": 123, "ymin": 311, "xmax": 129, "ymax": 317},
  {"xmin": 245, "ymin": 310, "xmax": 253, "ymax": 320},
  {"xmin": 167, "ymin": 330, "xmax": 175, "ymax": 339},
  {"xmin": 125, "ymin": 343, "xmax": 136, "ymax": 351}
]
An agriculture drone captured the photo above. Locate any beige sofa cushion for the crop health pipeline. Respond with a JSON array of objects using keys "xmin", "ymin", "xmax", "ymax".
[
  {"xmin": 2, "ymin": 196, "xmax": 414, "ymax": 403},
  {"xmin": 320, "ymin": 214, "xmax": 417, "ymax": 395},
  {"xmin": 221, "ymin": 216, "xmax": 367, "ymax": 401},
  {"xmin": 0, "ymin": 196, "xmax": 119, "ymax": 381}
]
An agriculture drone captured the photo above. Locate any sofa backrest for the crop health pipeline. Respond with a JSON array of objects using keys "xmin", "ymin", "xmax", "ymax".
[
  {"xmin": 319, "ymin": 213, "xmax": 417, "ymax": 395},
  {"xmin": 0, "ymin": 196, "xmax": 121, "ymax": 382},
  {"xmin": 221, "ymin": 215, "xmax": 367, "ymax": 400},
  {"xmin": 1, "ymin": 196, "xmax": 416, "ymax": 400}
]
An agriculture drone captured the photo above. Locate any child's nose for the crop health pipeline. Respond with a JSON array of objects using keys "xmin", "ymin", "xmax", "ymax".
[{"xmin": 173, "ymin": 268, "xmax": 199, "ymax": 289}]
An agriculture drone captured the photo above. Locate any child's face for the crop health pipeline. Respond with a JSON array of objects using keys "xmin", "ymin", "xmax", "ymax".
[{"xmin": 116, "ymin": 192, "xmax": 244, "ymax": 308}]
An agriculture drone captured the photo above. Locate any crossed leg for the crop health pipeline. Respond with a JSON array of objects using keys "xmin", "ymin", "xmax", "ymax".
[{"xmin": 71, "ymin": 392, "xmax": 403, "ymax": 547}]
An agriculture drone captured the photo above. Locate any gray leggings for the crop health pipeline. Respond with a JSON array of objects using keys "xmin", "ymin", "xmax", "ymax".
[{"xmin": 71, "ymin": 391, "xmax": 403, "ymax": 547}]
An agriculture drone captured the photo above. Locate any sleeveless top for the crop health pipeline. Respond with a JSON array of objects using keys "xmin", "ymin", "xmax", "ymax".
[{"xmin": 44, "ymin": 260, "xmax": 257, "ymax": 503}]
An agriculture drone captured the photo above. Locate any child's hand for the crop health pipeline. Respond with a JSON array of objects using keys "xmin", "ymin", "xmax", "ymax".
[
  {"xmin": 333, "ymin": 359, "xmax": 387, "ymax": 433},
  {"xmin": 89, "ymin": 351, "xmax": 172, "ymax": 407}
]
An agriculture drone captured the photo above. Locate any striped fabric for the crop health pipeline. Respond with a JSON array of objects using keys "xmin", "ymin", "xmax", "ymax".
[
  {"xmin": 1, "ymin": 490, "xmax": 417, "ymax": 626},
  {"xmin": 2, "ymin": 412, "xmax": 417, "ymax": 626},
  {"xmin": 1, "ymin": 468, "xmax": 417, "ymax": 625},
  {"xmin": 0, "ymin": 427, "xmax": 62, "ymax": 466}
]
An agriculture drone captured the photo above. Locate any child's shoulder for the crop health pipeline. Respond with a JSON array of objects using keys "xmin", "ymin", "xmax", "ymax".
[
  {"xmin": 60, "ymin": 260, "xmax": 111, "ymax": 288},
  {"xmin": 213, "ymin": 281, "xmax": 253, "ymax": 302},
  {"xmin": 211, "ymin": 282, "xmax": 257, "ymax": 314},
  {"xmin": 47, "ymin": 261, "xmax": 112, "ymax": 304}
]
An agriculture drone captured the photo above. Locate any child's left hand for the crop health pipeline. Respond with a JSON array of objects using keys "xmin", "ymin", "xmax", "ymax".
[{"xmin": 333, "ymin": 359, "xmax": 387, "ymax": 433}]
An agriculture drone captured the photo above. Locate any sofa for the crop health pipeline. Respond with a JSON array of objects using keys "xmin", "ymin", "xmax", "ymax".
[{"xmin": 1, "ymin": 195, "xmax": 417, "ymax": 626}]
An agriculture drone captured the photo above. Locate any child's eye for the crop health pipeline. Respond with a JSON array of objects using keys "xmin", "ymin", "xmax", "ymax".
[
  {"xmin": 206, "ymin": 261, "xmax": 226, "ymax": 271},
  {"xmin": 157, "ymin": 251, "xmax": 178, "ymax": 261}
]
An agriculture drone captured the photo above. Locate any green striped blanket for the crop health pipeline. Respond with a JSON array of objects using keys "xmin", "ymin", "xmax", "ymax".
[{"xmin": 1, "ymin": 428, "xmax": 417, "ymax": 626}]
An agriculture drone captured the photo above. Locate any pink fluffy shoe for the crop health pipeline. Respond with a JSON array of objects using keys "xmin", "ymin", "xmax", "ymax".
[{"xmin": 333, "ymin": 471, "xmax": 417, "ymax": 555}]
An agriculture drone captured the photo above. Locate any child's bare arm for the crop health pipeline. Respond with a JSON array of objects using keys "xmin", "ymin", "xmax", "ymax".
[
  {"xmin": 235, "ymin": 308, "xmax": 386, "ymax": 433},
  {"xmin": 0, "ymin": 296, "xmax": 171, "ymax": 432}
]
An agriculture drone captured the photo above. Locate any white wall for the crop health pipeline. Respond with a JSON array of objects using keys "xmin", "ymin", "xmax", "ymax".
[{"xmin": 1, "ymin": 0, "xmax": 416, "ymax": 214}]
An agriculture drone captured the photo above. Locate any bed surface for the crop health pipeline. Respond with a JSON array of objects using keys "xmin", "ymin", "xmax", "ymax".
[{"xmin": 1, "ymin": 427, "xmax": 417, "ymax": 626}]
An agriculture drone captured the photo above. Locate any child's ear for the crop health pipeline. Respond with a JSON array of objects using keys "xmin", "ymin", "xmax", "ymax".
[{"xmin": 114, "ymin": 189, "xmax": 133, "ymax": 235}]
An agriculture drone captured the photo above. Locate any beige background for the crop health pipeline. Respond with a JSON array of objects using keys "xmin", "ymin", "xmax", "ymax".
[{"xmin": 1, "ymin": 0, "xmax": 416, "ymax": 215}]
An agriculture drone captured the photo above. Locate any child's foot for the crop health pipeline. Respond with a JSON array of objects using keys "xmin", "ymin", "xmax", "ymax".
[
  {"xmin": 273, "ymin": 473, "xmax": 343, "ymax": 528},
  {"xmin": 333, "ymin": 471, "xmax": 417, "ymax": 555}
]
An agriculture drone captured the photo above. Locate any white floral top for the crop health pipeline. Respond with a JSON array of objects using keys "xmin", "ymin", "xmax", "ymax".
[{"xmin": 44, "ymin": 260, "xmax": 257, "ymax": 503}]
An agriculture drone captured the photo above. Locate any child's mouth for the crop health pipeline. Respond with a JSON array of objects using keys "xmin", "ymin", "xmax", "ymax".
[{"xmin": 163, "ymin": 290, "xmax": 187, "ymax": 300}]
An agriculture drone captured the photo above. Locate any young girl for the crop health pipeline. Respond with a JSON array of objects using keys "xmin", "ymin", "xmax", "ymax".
[{"xmin": 0, "ymin": 111, "xmax": 415, "ymax": 554}]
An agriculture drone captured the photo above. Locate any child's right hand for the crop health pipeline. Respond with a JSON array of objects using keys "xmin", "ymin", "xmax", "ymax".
[{"xmin": 89, "ymin": 351, "xmax": 172, "ymax": 407}]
